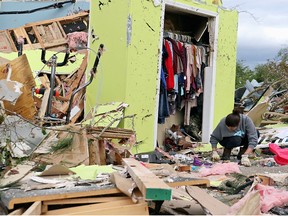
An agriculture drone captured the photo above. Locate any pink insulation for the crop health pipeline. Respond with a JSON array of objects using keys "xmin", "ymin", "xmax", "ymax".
[
  {"xmin": 256, "ymin": 183, "xmax": 288, "ymax": 213},
  {"xmin": 67, "ymin": 32, "xmax": 88, "ymax": 50},
  {"xmin": 199, "ymin": 162, "xmax": 241, "ymax": 177}
]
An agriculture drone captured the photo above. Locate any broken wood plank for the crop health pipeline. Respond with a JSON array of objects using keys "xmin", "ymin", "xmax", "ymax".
[
  {"xmin": 186, "ymin": 186, "xmax": 229, "ymax": 215},
  {"xmin": 22, "ymin": 201, "xmax": 42, "ymax": 215},
  {"xmin": 38, "ymin": 86, "xmax": 50, "ymax": 119},
  {"xmin": 63, "ymin": 51, "xmax": 88, "ymax": 100},
  {"xmin": 122, "ymin": 158, "xmax": 172, "ymax": 201}
]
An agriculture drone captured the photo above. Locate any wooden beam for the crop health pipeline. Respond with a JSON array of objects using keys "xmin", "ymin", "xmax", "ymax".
[
  {"xmin": 38, "ymin": 86, "xmax": 50, "ymax": 119},
  {"xmin": 22, "ymin": 201, "xmax": 42, "ymax": 215},
  {"xmin": 122, "ymin": 158, "xmax": 172, "ymax": 201},
  {"xmin": 167, "ymin": 179, "xmax": 210, "ymax": 187}
]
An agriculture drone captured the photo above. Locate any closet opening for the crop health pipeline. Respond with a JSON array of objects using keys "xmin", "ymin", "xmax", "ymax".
[{"xmin": 156, "ymin": 3, "xmax": 217, "ymax": 151}]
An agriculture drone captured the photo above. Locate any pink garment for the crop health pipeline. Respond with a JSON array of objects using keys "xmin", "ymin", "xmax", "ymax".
[
  {"xmin": 199, "ymin": 162, "xmax": 241, "ymax": 177},
  {"xmin": 269, "ymin": 143, "xmax": 288, "ymax": 165},
  {"xmin": 185, "ymin": 44, "xmax": 194, "ymax": 92},
  {"xmin": 256, "ymin": 183, "xmax": 288, "ymax": 213}
]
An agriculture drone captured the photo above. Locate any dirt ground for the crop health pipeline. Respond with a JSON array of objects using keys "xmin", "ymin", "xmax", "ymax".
[{"xmin": 240, "ymin": 164, "xmax": 288, "ymax": 176}]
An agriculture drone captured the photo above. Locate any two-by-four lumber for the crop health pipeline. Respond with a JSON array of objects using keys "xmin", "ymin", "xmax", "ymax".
[
  {"xmin": 167, "ymin": 179, "xmax": 210, "ymax": 187},
  {"xmin": 122, "ymin": 158, "xmax": 172, "ymax": 201}
]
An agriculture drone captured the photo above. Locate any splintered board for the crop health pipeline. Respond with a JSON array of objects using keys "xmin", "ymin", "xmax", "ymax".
[{"xmin": 122, "ymin": 158, "xmax": 172, "ymax": 201}]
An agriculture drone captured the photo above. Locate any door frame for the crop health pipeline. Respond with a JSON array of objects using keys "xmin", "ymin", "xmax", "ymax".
[{"xmin": 154, "ymin": 0, "xmax": 219, "ymax": 147}]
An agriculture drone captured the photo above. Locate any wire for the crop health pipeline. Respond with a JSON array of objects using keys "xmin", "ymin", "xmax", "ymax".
[{"xmin": 0, "ymin": 0, "xmax": 76, "ymax": 15}]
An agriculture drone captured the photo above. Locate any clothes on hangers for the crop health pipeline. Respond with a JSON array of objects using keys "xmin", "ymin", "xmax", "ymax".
[{"xmin": 159, "ymin": 32, "xmax": 208, "ymax": 124}]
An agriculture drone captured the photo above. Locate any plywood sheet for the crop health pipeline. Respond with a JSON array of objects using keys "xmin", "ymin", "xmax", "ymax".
[{"xmin": 0, "ymin": 54, "xmax": 36, "ymax": 119}]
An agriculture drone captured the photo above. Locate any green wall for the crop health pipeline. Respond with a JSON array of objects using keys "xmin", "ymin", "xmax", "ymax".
[
  {"xmin": 87, "ymin": 0, "xmax": 238, "ymax": 153},
  {"xmin": 214, "ymin": 9, "xmax": 238, "ymax": 126},
  {"xmin": 87, "ymin": 0, "xmax": 162, "ymax": 153}
]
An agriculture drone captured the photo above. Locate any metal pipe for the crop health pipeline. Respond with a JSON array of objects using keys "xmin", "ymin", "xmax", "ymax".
[{"xmin": 46, "ymin": 54, "xmax": 57, "ymax": 117}]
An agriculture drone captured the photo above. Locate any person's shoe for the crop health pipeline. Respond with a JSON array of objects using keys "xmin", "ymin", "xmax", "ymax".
[{"xmin": 221, "ymin": 148, "xmax": 232, "ymax": 160}]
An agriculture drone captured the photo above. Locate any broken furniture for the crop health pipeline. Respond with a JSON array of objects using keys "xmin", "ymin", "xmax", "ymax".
[{"xmin": 2, "ymin": 185, "xmax": 148, "ymax": 215}]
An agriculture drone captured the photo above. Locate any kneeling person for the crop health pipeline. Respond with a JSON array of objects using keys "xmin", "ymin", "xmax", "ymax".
[{"xmin": 210, "ymin": 108, "xmax": 259, "ymax": 166}]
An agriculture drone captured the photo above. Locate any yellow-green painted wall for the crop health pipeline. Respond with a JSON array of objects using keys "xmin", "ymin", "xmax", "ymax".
[
  {"xmin": 87, "ymin": 0, "xmax": 238, "ymax": 153},
  {"xmin": 214, "ymin": 9, "xmax": 238, "ymax": 127},
  {"xmin": 87, "ymin": 0, "xmax": 162, "ymax": 154}
]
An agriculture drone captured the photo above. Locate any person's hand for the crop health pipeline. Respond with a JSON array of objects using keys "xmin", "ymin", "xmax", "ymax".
[
  {"xmin": 241, "ymin": 155, "xmax": 251, "ymax": 166},
  {"xmin": 212, "ymin": 151, "xmax": 220, "ymax": 161}
]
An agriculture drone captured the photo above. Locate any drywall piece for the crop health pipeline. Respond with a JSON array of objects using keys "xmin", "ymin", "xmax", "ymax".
[
  {"xmin": 122, "ymin": 158, "xmax": 172, "ymax": 201},
  {"xmin": 0, "ymin": 162, "xmax": 35, "ymax": 188}
]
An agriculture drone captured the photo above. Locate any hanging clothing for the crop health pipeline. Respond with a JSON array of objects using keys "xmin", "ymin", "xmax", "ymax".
[
  {"xmin": 164, "ymin": 40, "xmax": 174, "ymax": 91},
  {"xmin": 158, "ymin": 68, "xmax": 170, "ymax": 124}
]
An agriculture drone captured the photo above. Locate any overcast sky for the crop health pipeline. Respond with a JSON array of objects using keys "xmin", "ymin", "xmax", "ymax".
[{"xmin": 222, "ymin": 0, "xmax": 288, "ymax": 69}]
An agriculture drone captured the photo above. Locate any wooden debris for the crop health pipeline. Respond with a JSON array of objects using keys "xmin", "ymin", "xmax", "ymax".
[
  {"xmin": 186, "ymin": 186, "xmax": 229, "ymax": 215},
  {"xmin": 0, "ymin": 12, "xmax": 89, "ymax": 52},
  {"xmin": 33, "ymin": 126, "xmax": 89, "ymax": 167},
  {"xmin": 122, "ymin": 158, "xmax": 172, "ymax": 201},
  {"xmin": 0, "ymin": 54, "xmax": 36, "ymax": 119}
]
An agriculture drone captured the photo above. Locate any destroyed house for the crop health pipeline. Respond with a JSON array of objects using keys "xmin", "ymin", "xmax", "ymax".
[{"xmin": 86, "ymin": 0, "xmax": 239, "ymax": 153}]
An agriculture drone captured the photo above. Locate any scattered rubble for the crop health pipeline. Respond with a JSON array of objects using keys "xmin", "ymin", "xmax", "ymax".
[{"xmin": 0, "ymin": 12, "xmax": 288, "ymax": 216}]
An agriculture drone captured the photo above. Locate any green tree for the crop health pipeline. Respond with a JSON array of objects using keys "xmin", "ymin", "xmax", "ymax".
[
  {"xmin": 235, "ymin": 60, "xmax": 254, "ymax": 89},
  {"xmin": 254, "ymin": 47, "xmax": 288, "ymax": 90}
]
